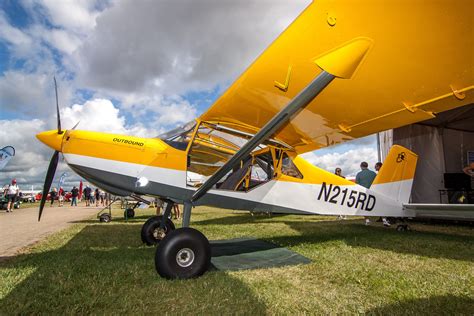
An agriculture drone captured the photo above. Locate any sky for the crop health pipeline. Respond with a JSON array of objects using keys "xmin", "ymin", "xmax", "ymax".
[{"xmin": 0, "ymin": 0, "xmax": 378, "ymax": 191}]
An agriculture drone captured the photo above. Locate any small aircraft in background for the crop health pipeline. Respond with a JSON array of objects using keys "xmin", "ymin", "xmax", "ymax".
[{"xmin": 36, "ymin": 0, "xmax": 473, "ymax": 279}]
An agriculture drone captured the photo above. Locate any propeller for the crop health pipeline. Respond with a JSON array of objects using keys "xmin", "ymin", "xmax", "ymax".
[
  {"xmin": 38, "ymin": 151, "xmax": 59, "ymax": 221},
  {"xmin": 54, "ymin": 76, "xmax": 62, "ymax": 134},
  {"xmin": 38, "ymin": 77, "xmax": 63, "ymax": 221}
]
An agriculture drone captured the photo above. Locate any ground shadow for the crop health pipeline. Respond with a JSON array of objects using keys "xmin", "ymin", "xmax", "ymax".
[
  {"xmin": 194, "ymin": 213, "xmax": 474, "ymax": 262},
  {"xmin": 272, "ymin": 220, "xmax": 474, "ymax": 262},
  {"xmin": 367, "ymin": 295, "xmax": 473, "ymax": 315},
  {"xmin": 0, "ymin": 224, "xmax": 268, "ymax": 314}
]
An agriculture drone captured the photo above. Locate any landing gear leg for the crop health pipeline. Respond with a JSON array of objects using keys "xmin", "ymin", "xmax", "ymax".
[{"xmin": 181, "ymin": 201, "xmax": 192, "ymax": 228}]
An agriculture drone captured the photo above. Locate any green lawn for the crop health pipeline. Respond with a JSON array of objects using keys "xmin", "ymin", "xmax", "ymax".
[{"xmin": 0, "ymin": 207, "xmax": 472, "ymax": 314}]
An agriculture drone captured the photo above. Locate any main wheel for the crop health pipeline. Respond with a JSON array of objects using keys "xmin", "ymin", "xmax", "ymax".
[
  {"xmin": 396, "ymin": 224, "xmax": 409, "ymax": 232},
  {"xmin": 141, "ymin": 216, "xmax": 175, "ymax": 246},
  {"xmin": 99, "ymin": 213, "xmax": 111, "ymax": 223},
  {"xmin": 155, "ymin": 227, "xmax": 211, "ymax": 279},
  {"xmin": 124, "ymin": 208, "xmax": 135, "ymax": 218}
]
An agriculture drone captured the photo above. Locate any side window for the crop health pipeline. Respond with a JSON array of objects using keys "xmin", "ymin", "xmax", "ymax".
[{"xmin": 281, "ymin": 153, "xmax": 303, "ymax": 179}]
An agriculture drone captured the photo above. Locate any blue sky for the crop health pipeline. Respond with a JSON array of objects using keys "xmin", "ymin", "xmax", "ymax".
[{"xmin": 0, "ymin": 0, "xmax": 377, "ymax": 190}]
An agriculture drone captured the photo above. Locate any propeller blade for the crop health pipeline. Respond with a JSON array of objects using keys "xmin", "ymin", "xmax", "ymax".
[
  {"xmin": 54, "ymin": 76, "xmax": 62, "ymax": 134},
  {"xmin": 38, "ymin": 151, "xmax": 59, "ymax": 221}
]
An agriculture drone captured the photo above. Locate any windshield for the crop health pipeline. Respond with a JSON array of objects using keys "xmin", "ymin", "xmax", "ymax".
[{"xmin": 157, "ymin": 120, "xmax": 196, "ymax": 141}]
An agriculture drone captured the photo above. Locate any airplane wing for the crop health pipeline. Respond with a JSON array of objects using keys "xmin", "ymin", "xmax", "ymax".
[{"xmin": 199, "ymin": 0, "xmax": 474, "ymax": 154}]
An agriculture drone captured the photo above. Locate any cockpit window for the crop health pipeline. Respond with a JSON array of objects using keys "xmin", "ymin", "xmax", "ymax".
[
  {"xmin": 281, "ymin": 153, "xmax": 303, "ymax": 179},
  {"xmin": 157, "ymin": 121, "xmax": 195, "ymax": 150},
  {"xmin": 157, "ymin": 121, "xmax": 196, "ymax": 142}
]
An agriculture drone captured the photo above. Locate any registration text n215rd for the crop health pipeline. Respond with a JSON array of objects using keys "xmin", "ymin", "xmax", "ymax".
[{"xmin": 317, "ymin": 182, "xmax": 375, "ymax": 211}]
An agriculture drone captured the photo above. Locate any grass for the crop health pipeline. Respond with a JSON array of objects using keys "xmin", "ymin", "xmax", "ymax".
[{"xmin": 0, "ymin": 206, "xmax": 473, "ymax": 314}]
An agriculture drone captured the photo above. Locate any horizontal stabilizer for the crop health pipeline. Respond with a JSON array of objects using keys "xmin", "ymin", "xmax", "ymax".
[{"xmin": 404, "ymin": 203, "xmax": 474, "ymax": 221}]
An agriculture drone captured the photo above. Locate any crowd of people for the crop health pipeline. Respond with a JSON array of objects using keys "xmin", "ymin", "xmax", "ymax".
[{"xmin": 42, "ymin": 185, "xmax": 111, "ymax": 208}]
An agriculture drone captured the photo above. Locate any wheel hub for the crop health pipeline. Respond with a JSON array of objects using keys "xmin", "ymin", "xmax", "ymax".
[
  {"xmin": 153, "ymin": 227, "xmax": 167, "ymax": 239},
  {"xmin": 176, "ymin": 248, "xmax": 195, "ymax": 267}
]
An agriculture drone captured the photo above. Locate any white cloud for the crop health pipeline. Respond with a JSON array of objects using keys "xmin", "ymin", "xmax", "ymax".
[
  {"xmin": 27, "ymin": 0, "xmax": 102, "ymax": 33},
  {"xmin": 0, "ymin": 71, "xmax": 73, "ymax": 118},
  {"xmin": 72, "ymin": 1, "xmax": 310, "ymax": 95},
  {"xmin": 61, "ymin": 98, "xmax": 126, "ymax": 133},
  {"xmin": 33, "ymin": 26, "xmax": 83, "ymax": 54},
  {"xmin": 0, "ymin": 119, "xmax": 50, "ymax": 187},
  {"xmin": 0, "ymin": 12, "xmax": 31, "ymax": 46},
  {"xmin": 302, "ymin": 147, "xmax": 379, "ymax": 177},
  {"xmin": 0, "ymin": 99, "xmax": 161, "ymax": 189}
]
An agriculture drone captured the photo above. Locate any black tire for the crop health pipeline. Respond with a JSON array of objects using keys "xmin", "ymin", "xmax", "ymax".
[
  {"xmin": 155, "ymin": 227, "xmax": 211, "ymax": 279},
  {"xmin": 124, "ymin": 208, "xmax": 135, "ymax": 218},
  {"xmin": 396, "ymin": 224, "xmax": 408, "ymax": 232},
  {"xmin": 141, "ymin": 216, "xmax": 175, "ymax": 246},
  {"xmin": 100, "ymin": 213, "xmax": 111, "ymax": 223}
]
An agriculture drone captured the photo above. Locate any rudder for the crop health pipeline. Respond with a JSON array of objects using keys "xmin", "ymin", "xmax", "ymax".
[{"xmin": 371, "ymin": 145, "xmax": 418, "ymax": 203}]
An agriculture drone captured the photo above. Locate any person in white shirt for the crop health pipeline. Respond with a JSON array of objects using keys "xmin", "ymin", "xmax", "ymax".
[{"xmin": 5, "ymin": 179, "xmax": 19, "ymax": 212}]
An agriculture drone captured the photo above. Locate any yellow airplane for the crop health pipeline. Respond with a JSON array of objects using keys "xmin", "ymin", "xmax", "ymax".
[{"xmin": 36, "ymin": 0, "xmax": 473, "ymax": 279}]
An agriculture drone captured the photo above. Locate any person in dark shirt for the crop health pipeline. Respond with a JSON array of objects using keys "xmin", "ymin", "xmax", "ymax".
[
  {"xmin": 356, "ymin": 162, "xmax": 376, "ymax": 189},
  {"xmin": 71, "ymin": 186, "xmax": 79, "ymax": 206},
  {"xmin": 356, "ymin": 162, "xmax": 377, "ymax": 226},
  {"xmin": 50, "ymin": 188, "xmax": 57, "ymax": 206},
  {"xmin": 83, "ymin": 186, "xmax": 92, "ymax": 206}
]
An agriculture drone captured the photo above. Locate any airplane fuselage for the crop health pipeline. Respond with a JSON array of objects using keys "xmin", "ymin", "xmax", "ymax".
[{"xmin": 51, "ymin": 129, "xmax": 414, "ymax": 218}]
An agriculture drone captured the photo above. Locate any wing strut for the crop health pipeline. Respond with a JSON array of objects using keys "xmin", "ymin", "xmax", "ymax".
[{"xmin": 190, "ymin": 70, "xmax": 335, "ymax": 204}]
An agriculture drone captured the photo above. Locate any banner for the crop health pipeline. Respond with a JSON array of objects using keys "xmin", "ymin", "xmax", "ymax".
[
  {"xmin": 0, "ymin": 146, "xmax": 15, "ymax": 171},
  {"xmin": 78, "ymin": 180, "xmax": 83, "ymax": 199},
  {"xmin": 57, "ymin": 172, "xmax": 67, "ymax": 188}
]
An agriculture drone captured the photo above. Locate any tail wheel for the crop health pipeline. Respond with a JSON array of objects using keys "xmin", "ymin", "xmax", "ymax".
[
  {"xmin": 124, "ymin": 208, "xmax": 135, "ymax": 218},
  {"xmin": 155, "ymin": 227, "xmax": 211, "ymax": 279},
  {"xmin": 99, "ymin": 213, "xmax": 111, "ymax": 223},
  {"xmin": 141, "ymin": 216, "xmax": 175, "ymax": 246}
]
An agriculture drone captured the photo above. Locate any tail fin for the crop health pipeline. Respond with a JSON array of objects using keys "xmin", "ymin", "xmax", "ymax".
[{"xmin": 371, "ymin": 145, "xmax": 418, "ymax": 203}]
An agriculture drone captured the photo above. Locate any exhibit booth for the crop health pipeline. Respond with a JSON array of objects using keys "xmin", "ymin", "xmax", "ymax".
[{"xmin": 379, "ymin": 104, "xmax": 474, "ymax": 204}]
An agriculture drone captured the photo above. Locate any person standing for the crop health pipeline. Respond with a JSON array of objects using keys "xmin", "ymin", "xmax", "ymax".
[
  {"xmin": 375, "ymin": 162, "xmax": 383, "ymax": 172},
  {"xmin": 334, "ymin": 168, "xmax": 347, "ymax": 219},
  {"xmin": 95, "ymin": 188, "xmax": 100, "ymax": 207},
  {"xmin": 335, "ymin": 167, "xmax": 345, "ymax": 178},
  {"xmin": 100, "ymin": 190, "xmax": 105, "ymax": 206},
  {"xmin": 50, "ymin": 188, "xmax": 57, "ymax": 206},
  {"xmin": 71, "ymin": 186, "xmax": 79, "ymax": 206},
  {"xmin": 356, "ymin": 162, "xmax": 377, "ymax": 189},
  {"xmin": 5, "ymin": 179, "xmax": 19, "ymax": 212},
  {"xmin": 356, "ymin": 162, "xmax": 377, "ymax": 226},
  {"xmin": 84, "ymin": 185, "xmax": 91, "ymax": 206},
  {"xmin": 58, "ymin": 187, "xmax": 65, "ymax": 206},
  {"xmin": 155, "ymin": 198, "xmax": 163, "ymax": 215},
  {"xmin": 373, "ymin": 162, "xmax": 390, "ymax": 227},
  {"xmin": 173, "ymin": 204, "xmax": 181, "ymax": 220}
]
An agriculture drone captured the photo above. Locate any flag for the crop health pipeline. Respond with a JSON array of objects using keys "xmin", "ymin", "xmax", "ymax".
[
  {"xmin": 58, "ymin": 172, "xmax": 67, "ymax": 188},
  {"xmin": 78, "ymin": 180, "xmax": 83, "ymax": 199},
  {"xmin": 0, "ymin": 146, "xmax": 15, "ymax": 171}
]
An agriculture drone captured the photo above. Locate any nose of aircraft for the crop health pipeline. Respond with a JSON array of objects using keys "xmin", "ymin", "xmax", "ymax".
[{"xmin": 36, "ymin": 130, "xmax": 64, "ymax": 152}]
